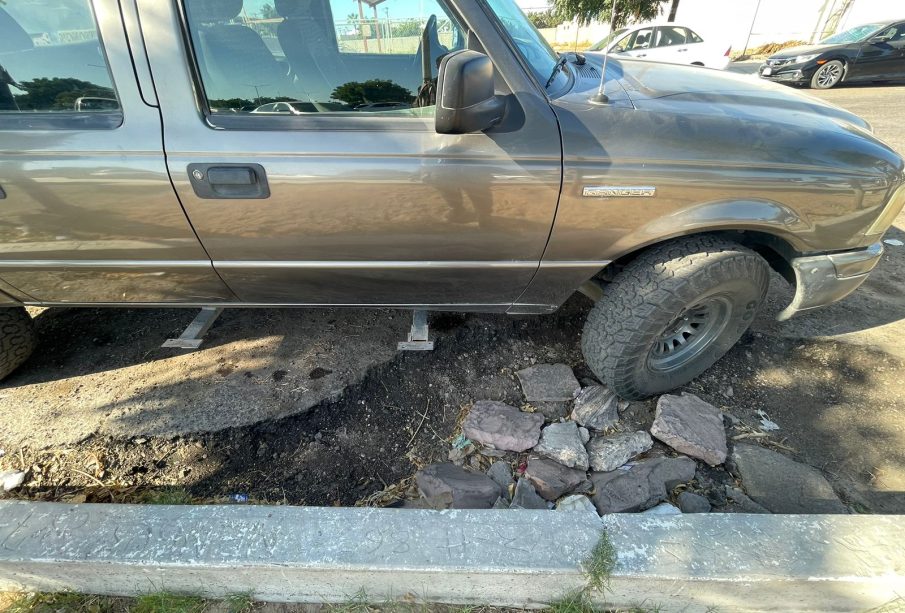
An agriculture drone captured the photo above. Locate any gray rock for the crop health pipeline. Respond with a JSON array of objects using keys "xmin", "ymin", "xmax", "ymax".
[
  {"xmin": 531, "ymin": 401, "xmax": 572, "ymax": 422},
  {"xmin": 534, "ymin": 421, "xmax": 590, "ymax": 470},
  {"xmin": 578, "ymin": 427, "xmax": 590, "ymax": 444},
  {"xmin": 650, "ymin": 394, "xmax": 728, "ymax": 466},
  {"xmin": 516, "ymin": 364, "xmax": 581, "ymax": 402},
  {"xmin": 492, "ymin": 497, "xmax": 510, "ymax": 510},
  {"xmin": 570, "ymin": 386, "xmax": 619, "ymax": 430},
  {"xmin": 586, "ymin": 431, "xmax": 653, "ymax": 472},
  {"xmin": 555, "ymin": 494, "xmax": 598, "ymax": 514},
  {"xmin": 486, "ymin": 461, "xmax": 514, "ymax": 492},
  {"xmin": 524, "ymin": 457, "xmax": 586, "ymax": 501},
  {"xmin": 731, "ymin": 444, "xmax": 847, "ymax": 514},
  {"xmin": 642, "ymin": 502, "xmax": 681, "ymax": 516},
  {"xmin": 415, "ymin": 463, "xmax": 502, "ymax": 509},
  {"xmin": 462, "ymin": 401, "xmax": 544, "ymax": 452},
  {"xmin": 397, "ymin": 493, "xmax": 454, "ymax": 509},
  {"xmin": 510, "ymin": 478, "xmax": 548, "ymax": 509},
  {"xmin": 589, "ymin": 457, "xmax": 696, "ymax": 514},
  {"xmin": 724, "ymin": 485, "xmax": 770, "ymax": 514},
  {"xmin": 677, "ymin": 491, "xmax": 711, "ymax": 513},
  {"xmin": 1, "ymin": 470, "xmax": 25, "ymax": 492}
]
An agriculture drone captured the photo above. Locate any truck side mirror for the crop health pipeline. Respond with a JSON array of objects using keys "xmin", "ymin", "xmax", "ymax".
[{"xmin": 435, "ymin": 50, "xmax": 505, "ymax": 134}]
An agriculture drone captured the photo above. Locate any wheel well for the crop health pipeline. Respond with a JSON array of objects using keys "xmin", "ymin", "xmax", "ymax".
[
  {"xmin": 691, "ymin": 61, "xmax": 704, "ymax": 66},
  {"xmin": 596, "ymin": 230, "xmax": 796, "ymax": 285}
]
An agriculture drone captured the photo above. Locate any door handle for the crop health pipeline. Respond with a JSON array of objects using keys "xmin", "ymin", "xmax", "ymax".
[
  {"xmin": 637, "ymin": 53, "xmax": 647, "ymax": 57},
  {"xmin": 188, "ymin": 163, "xmax": 270, "ymax": 199},
  {"xmin": 678, "ymin": 48, "xmax": 688, "ymax": 52}
]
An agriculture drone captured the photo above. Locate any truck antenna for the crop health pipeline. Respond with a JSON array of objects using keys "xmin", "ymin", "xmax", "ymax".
[{"xmin": 589, "ymin": 0, "xmax": 618, "ymax": 105}]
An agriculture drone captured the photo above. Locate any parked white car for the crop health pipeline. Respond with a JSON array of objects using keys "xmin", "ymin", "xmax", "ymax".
[{"xmin": 588, "ymin": 24, "xmax": 732, "ymax": 69}]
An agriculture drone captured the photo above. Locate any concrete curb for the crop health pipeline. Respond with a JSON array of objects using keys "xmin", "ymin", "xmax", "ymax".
[{"xmin": 1, "ymin": 501, "xmax": 903, "ymax": 611}]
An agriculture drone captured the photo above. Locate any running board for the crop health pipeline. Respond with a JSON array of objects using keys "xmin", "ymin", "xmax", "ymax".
[
  {"xmin": 397, "ymin": 309, "xmax": 434, "ymax": 351},
  {"xmin": 162, "ymin": 307, "xmax": 223, "ymax": 349}
]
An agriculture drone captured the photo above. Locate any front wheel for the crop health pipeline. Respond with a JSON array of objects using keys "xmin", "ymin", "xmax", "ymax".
[
  {"xmin": 810, "ymin": 60, "xmax": 844, "ymax": 89},
  {"xmin": 581, "ymin": 236, "xmax": 769, "ymax": 400},
  {"xmin": 0, "ymin": 307, "xmax": 35, "ymax": 381}
]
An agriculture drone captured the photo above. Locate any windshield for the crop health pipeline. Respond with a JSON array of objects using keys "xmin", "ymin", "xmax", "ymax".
[
  {"xmin": 821, "ymin": 23, "xmax": 885, "ymax": 44},
  {"xmin": 485, "ymin": 0, "xmax": 563, "ymax": 89},
  {"xmin": 588, "ymin": 28, "xmax": 628, "ymax": 51}
]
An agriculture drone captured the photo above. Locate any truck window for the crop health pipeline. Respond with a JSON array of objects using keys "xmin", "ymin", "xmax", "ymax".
[
  {"xmin": 0, "ymin": 0, "xmax": 119, "ymax": 116},
  {"xmin": 183, "ymin": 0, "xmax": 465, "ymax": 118}
]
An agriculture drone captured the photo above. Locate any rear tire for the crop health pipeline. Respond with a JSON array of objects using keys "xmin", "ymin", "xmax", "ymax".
[
  {"xmin": 810, "ymin": 60, "xmax": 844, "ymax": 89},
  {"xmin": 0, "ymin": 307, "xmax": 35, "ymax": 381},
  {"xmin": 581, "ymin": 236, "xmax": 769, "ymax": 400}
]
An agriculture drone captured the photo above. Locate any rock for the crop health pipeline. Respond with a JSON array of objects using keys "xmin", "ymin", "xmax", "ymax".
[
  {"xmin": 516, "ymin": 364, "xmax": 581, "ymax": 402},
  {"xmin": 510, "ymin": 478, "xmax": 548, "ymax": 509},
  {"xmin": 570, "ymin": 386, "xmax": 619, "ymax": 430},
  {"xmin": 650, "ymin": 394, "xmax": 728, "ymax": 466},
  {"xmin": 578, "ymin": 427, "xmax": 590, "ymax": 444},
  {"xmin": 1, "ymin": 470, "xmax": 25, "ymax": 492},
  {"xmin": 397, "ymin": 493, "xmax": 455, "ymax": 509},
  {"xmin": 448, "ymin": 445, "xmax": 473, "ymax": 465},
  {"xmin": 534, "ymin": 421, "xmax": 589, "ymax": 470},
  {"xmin": 642, "ymin": 502, "xmax": 681, "ymax": 516},
  {"xmin": 724, "ymin": 485, "xmax": 770, "ymax": 514},
  {"xmin": 531, "ymin": 401, "xmax": 572, "ymax": 422},
  {"xmin": 589, "ymin": 457, "xmax": 696, "ymax": 514},
  {"xmin": 415, "ymin": 463, "xmax": 502, "ymax": 509},
  {"xmin": 486, "ymin": 461, "xmax": 514, "ymax": 492},
  {"xmin": 586, "ymin": 431, "xmax": 653, "ymax": 472},
  {"xmin": 524, "ymin": 457, "xmax": 586, "ymax": 501},
  {"xmin": 555, "ymin": 494, "xmax": 598, "ymax": 514},
  {"xmin": 492, "ymin": 497, "xmax": 510, "ymax": 509},
  {"xmin": 462, "ymin": 401, "xmax": 545, "ymax": 452},
  {"xmin": 730, "ymin": 444, "xmax": 847, "ymax": 514},
  {"xmin": 677, "ymin": 491, "xmax": 711, "ymax": 513}
]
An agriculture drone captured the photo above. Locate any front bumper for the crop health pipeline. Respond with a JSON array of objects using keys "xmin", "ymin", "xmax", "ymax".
[
  {"xmin": 776, "ymin": 242, "xmax": 883, "ymax": 321},
  {"xmin": 758, "ymin": 63, "xmax": 816, "ymax": 85}
]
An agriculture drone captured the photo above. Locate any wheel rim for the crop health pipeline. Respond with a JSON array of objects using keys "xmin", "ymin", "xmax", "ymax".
[
  {"xmin": 817, "ymin": 63, "xmax": 841, "ymax": 87},
  {"xmin": 647, "ymin": 296, "xmax": 733, "ymax": 373}
]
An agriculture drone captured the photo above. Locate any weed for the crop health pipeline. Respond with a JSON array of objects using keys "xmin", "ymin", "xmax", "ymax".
[
  {"xmin": 581, "ymin": 530, "xmax": 617, "ymax": 593},
  {"xmin": 138, "ymin": 488, "xmax": 194, "ymax": 505},
  {"xmin": 132, "ymin": 593, "xmax": 205, "ymax": 613}
]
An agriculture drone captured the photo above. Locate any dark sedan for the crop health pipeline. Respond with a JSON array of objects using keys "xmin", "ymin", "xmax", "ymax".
[{"xmin": 759, "ymin": 20, "xmax": 905, "ymax": 89}]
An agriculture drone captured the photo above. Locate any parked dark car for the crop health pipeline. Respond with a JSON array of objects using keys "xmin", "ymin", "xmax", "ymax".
[{"xmin": 759, "ymin": 20, "xmax": 905, "ymax": 89}]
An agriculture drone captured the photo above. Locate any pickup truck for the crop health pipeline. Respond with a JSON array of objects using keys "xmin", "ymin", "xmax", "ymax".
[{"xmin": 0, "ymin": 0, "xmax": 902, "ymax": 399}]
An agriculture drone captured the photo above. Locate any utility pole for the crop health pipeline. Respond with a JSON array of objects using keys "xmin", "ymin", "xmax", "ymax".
[{"xmin": 742, "ymin": 0, "xmax": 763, "ymax": 58}]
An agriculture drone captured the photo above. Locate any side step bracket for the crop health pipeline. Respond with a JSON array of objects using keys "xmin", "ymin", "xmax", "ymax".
[
  {"xmin": 397, "ymin": 310, "xmax": 434, "ymax": 351},
  {"xmin": 162, "ymin": 307, "xmax": 223, "ymax": 349}
]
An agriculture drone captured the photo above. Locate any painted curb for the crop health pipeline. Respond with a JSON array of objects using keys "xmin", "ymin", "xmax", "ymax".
[{"xmin": 1, "ymin": 501, "xmax": 903, "ymax": 611}]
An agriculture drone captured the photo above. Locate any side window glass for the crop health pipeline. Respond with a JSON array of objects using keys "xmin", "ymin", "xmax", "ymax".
[
  {"xmin": 0, "ymin": 0, "xmax": 119, "ymax": 115},
  {"xmin": 655, "ymin": 27, "xmax": 687, "ymax": 47},
  {"xmin": 687, "ymin": 28, "xmax": 703, "ymax": 43},
  {"xmin": 184, "ymin": 0, "xmax": 466, "ymax": 119},
  {"xmin": 628, "ymin": 28, "xmax": 654, "ymax": 50}
]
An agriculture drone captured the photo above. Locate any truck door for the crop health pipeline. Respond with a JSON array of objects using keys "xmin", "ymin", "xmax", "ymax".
[
  {"xmin": 138, "ymin": 0, "xmax": 562, "ymax": 309},
  {"xmin": 0, "ymin": 0, "xmax": 232, "ymax": 304}
]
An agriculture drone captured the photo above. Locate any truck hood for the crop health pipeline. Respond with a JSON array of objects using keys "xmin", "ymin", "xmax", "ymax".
[{"xmin": 605, "ymin": 58, "xmax": 872, "ymax": 131}]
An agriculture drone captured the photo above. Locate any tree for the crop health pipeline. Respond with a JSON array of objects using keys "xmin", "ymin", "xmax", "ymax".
[
  {"xmin": 391, "ymin": 18, "xmax": 422, "ymax": 37},
  {"xmin": 331, "ymin": 79, "xmax": 413, "ymax": 107},
  {"xmin": 13, "ymin": 77, "xmax": 114, "ymax": 111},
  {"xmin": 667, "ymin": 0, "xmax": 680, "ymax": 22},
  {"xmin": 526, "ymin": 9, "xmax": 562, "ymax": 29},
  {"xmin": 552, "ymin": 0, "xmax": 667, "ymax": 28}
]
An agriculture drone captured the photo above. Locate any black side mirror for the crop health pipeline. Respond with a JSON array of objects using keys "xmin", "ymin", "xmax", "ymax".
[{"xmin": 435, "ymin": 50, "xmax": 505, "ymax": 134}]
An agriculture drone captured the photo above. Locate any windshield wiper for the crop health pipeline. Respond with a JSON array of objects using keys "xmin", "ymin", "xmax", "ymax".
[
  {"xmin": 545, "ymin": 52, "xmax": 585, "ymax": 89},
  {"xmin": 545, "ymin": 55, "xmax": 568, "ymax": 89}
]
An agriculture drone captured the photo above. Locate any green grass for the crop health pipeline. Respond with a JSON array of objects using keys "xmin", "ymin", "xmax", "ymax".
[
  {"xmin": 581, "ymin": 531, "xmax": 617, "ymax": 594},
  {"xmin": 3, "ymin": 592, "xmax": 253, "ymax": 613},
  {"xmin": 4, "ymin": 592, "xmax": 125, "ymax": 613},
  {"xmin": 137, "ymin": 488, "xmax": 195, "ymax": 505}
]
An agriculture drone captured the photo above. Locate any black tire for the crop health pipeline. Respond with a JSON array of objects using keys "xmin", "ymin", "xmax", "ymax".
[
  {"xmin": 581, "ymin": 236, "xmax": 769, "ymax": 400},
  {"xmin": 810, "ymin": 60, "xmax": 844, "ymax": 89},
  {"xmin": 0, "ymin": 307, "xmax": 35, "ymax": 381}
]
